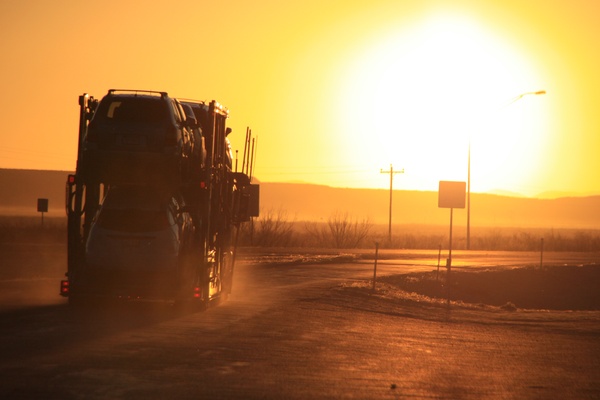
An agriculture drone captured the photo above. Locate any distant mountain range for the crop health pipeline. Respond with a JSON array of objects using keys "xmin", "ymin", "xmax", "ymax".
[
  {"xmin": 259, "ymin": 182, "xmax": 600, "ymax": 229},
  {"xmin": 1, "ymin": 169, "xmax": 599, "ymax": 229}
]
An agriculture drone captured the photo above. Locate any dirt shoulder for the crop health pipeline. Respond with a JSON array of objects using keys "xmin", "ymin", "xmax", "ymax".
[
  {"xmin": 376, "ymin": 265, "xmax": 600, "ymax": 311},
  {"xmin": 241, "ymin": 248, "xmax": 600, "ymax": 311}
]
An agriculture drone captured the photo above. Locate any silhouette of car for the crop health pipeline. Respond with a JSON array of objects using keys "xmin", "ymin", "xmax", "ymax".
[
  {"xmin": 180, "ymin": 102, "xmax": 207, "ymax": 171},
  {"xmin": 82, "ymin": 89, "xmax": 196, "ymax": 185},
  {"xmin": 180, "ymin": 100, "xmax": 233, "ymax": 169},
  {"xmin": 82, "ymin": 185, "xmax": 195, "ymax": 299}
]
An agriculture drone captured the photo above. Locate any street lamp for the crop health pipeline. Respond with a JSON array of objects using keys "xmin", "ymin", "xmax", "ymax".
[{"xmin": 466, "ymin": 90, "xmax": 546, "ymax": 250}]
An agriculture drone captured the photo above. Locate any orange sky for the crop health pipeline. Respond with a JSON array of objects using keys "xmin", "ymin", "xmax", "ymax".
[{"xmin": 1, "ymin": 0, "xmax": 599, "ymax": 198}]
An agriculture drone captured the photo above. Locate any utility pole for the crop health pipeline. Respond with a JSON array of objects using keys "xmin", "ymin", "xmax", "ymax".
[{"xmin": 380, "ymin": 164, "xmax": 404, "ymax": 242}]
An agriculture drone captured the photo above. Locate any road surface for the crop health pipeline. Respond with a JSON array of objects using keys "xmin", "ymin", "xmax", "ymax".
[{"xmin": 1, "ymin": 249, "xmax": 599, "ymax": 399}]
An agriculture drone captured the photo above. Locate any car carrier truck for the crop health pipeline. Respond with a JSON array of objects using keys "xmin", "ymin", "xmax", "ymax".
[{"xmin": 61, "ymin": 89, "xmax": 258, "ymax": 306}]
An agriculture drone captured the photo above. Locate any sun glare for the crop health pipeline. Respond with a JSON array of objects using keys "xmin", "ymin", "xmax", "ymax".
[{"xmin": 336, "ymin": 13, "xmax": 548, "ymax": 195}]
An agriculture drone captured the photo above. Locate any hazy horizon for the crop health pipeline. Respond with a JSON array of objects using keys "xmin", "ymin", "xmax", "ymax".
[{"xmin": 3, "ymin": 169, "xmax": 599, "ymax": 230}]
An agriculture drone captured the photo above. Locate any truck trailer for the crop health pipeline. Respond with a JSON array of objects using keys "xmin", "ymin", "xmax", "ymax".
[{"xmin": 61, "ymin": 89, "xmax": 258, "ymax": 306}]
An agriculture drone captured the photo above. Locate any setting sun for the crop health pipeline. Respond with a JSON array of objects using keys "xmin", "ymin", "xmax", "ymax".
[{"xmin": 334, "ymin": 12, "xmax": 549, "ymax": 195}]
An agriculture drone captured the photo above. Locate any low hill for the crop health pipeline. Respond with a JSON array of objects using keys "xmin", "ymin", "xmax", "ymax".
[
  {"xmin": 259, "ymin": 182, "xmax": 600, "ymax": 229},
  {"xmin": 1, "ymin": 169, "xmax": 599, "ymax": 229}
]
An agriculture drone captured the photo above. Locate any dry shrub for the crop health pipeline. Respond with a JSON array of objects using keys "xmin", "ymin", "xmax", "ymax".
[
  {"xmin": 305, "ymin": 212, "xmax": 372, "ymax": 249},
  {"xmin": 236, "ymin": 211, "xmax": 600, "ymax": 252},
  {"xmin": 0, "ymin": 216, "xmax": 66, "ymax": 244},
  {"xmin": 238, "ymin": 208, "xmax": 295, "ymax": 247}
]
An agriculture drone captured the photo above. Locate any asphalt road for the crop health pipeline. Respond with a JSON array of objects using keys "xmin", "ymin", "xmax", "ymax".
[{"xmin": 1, "ymin": 250, "xmax": 599, "ymax": 399}]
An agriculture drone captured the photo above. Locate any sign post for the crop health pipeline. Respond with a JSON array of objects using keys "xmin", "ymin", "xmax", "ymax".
[
  {"xmin": 37, "ymin": 198, "xmax": 49, "ymax": 226},
  {"xmin": 372, "ymin": 242, "xmax": 379, "ymax": 292},
  {"xmin": 438, "ymin": 181, "xmax": 465, "ymax": 305},
  {"xmin": 437, "ymin": 181, "xmax": 466, "ymax": 271}
]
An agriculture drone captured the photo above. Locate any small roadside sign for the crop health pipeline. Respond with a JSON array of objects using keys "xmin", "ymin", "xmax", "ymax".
[
  {"xmin": 37, "ymin": 198, "xmax": 49, "ymax": 226},
  {"xmin": 37, "ymin": 198, "xmax": 49, "ymax": 213},
  {"xmin": 438, "ymin": 181, "xmax": 466, "ymax": 209}
]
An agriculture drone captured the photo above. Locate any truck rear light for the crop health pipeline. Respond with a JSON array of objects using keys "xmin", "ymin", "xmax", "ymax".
[
  {"xmin": 193, "ymin": 287, "xmax": 201, "ymax": 298},
  {"xmin": 60, "ymin": 280, "xmax": 70, "ymax": 296}
]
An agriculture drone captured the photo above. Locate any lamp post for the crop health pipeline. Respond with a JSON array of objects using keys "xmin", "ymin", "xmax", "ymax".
[{"xmin": 466, "ymin": 90, "xmax": 546, "ymax": 250}]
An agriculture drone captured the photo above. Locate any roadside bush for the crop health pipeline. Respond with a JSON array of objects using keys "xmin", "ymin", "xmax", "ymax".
[
  {"xmin": 0, "ymin": 216, "xmax": 66, "ymax": 244},
  {"xmin": 305, "ymin": 212, "xmax": 372, "ymax": 249},
  {"xmin": 234, "ymin": 209, "xmax": 600, "ymax": 252},
  {"xmin": 238, "ymin": 208, "xmax": 296, "ymax": 247},
  {"xmin": 303, "ymin": 221, "xmax": 328, "ymax": 248}
]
